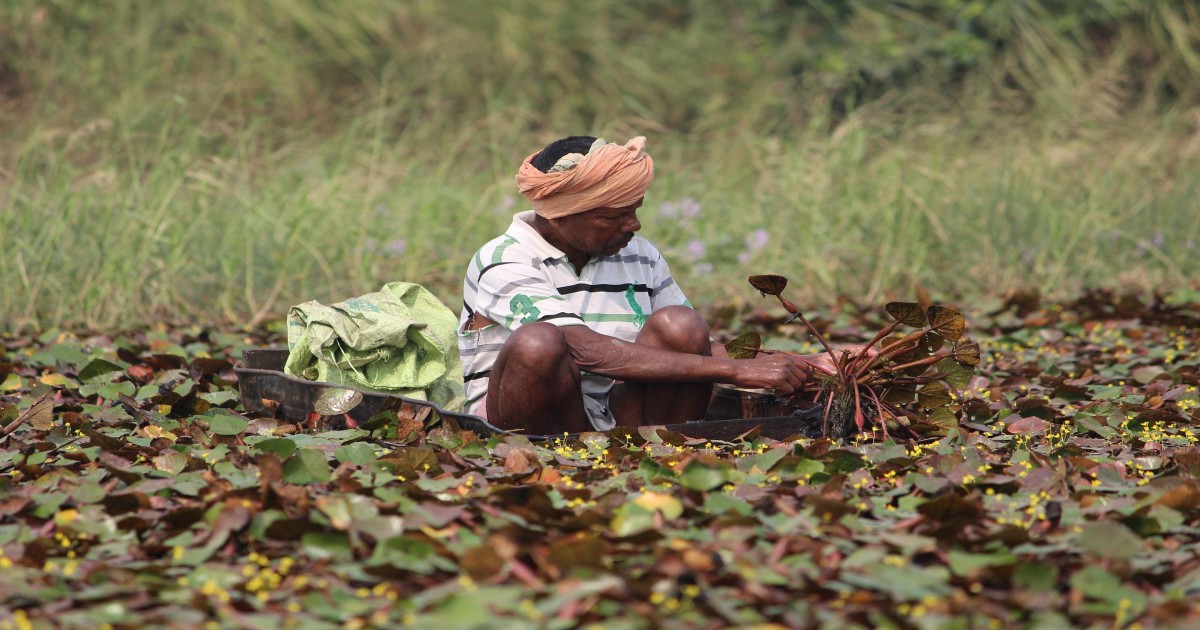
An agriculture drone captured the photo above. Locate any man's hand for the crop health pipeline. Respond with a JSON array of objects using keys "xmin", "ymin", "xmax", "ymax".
[{"xmin": 728, "ymin": 353, "xmax": 811, "ymax": 396}]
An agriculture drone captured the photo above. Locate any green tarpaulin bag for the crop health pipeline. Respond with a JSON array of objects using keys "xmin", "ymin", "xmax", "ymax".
[{"xmin": 284, "ymin": 282, "xmax": 465, "ymax": 411}]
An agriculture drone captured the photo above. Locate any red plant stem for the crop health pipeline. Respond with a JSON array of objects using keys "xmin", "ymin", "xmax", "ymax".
[
  {"xmin": 852, "ymin": 377, "xmax": 864, "ymax": 432},
  {"xmin": 820, "ymin": 389, "xmax": 834, "ymax": 437},
  {"xmin": 770, "ymin": 294, "xmax": 841, "ymax": 372},
  {"xmin": 854, "ymin": 339, "xmax": 924, "ymax": 380},
  {"xmin": 864, "ymin": 386, "xmax": 890, "ymax": 440},
  {"xmin": 846, "ymin": 320, "xmax": 903, "ymax": 374},
  {"xmin": 885, "ymin": 351, "xmax": 952, "ymax": 374},
  {"xmin": 0, "ymin": 391, "xmax": 52, "ymax": 439},
  {"xmin": 789, "ymin": 310, "xmax": 845, "ymax": 380},
  {"xmin": 884, "ymin": 403, "xmax": 922, "ymax": 439}
]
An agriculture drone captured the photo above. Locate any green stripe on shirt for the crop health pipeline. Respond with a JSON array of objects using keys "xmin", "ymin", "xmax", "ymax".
[{"xmin": 491, "ymin": 236, "xmax": 518, "ymax": 264}]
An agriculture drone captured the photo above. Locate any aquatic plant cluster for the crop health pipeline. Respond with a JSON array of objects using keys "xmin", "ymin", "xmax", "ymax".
[{"xmin": 729, "ymin": 274, "xmax": 980, "ymax": 439}]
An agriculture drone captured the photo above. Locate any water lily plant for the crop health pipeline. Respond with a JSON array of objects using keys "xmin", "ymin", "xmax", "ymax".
[{"xmin": 729, "ymin": 274, "xmax": 980, "ymax": 439}]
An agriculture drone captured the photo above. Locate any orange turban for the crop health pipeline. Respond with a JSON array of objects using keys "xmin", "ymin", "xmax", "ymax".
[{"xmin": 516, "ymin": 136, "xmax": 655, "ymax": 219}]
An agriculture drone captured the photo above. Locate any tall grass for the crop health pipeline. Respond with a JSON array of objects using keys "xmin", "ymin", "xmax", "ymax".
[{"xmin": 1, "ymin": 1, "xmax": 1198, "ymax": 333}]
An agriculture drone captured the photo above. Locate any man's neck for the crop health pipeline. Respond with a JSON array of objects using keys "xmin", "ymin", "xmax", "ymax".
[{"xmin": 530, "ymin": 214, "xmax": 589, "ymax": 272}]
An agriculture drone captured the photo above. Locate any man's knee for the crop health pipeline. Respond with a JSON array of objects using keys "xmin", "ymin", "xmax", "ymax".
[
  {"xmin": 644, "ymin": 305, "xmax": 710, "ymax": 354},
  {"xmin": 500, "ymin": 322, "xmax": 573, "ymax": 373}
]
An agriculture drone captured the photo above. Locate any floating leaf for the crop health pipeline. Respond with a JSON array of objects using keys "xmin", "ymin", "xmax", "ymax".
[
  {"xmin": 882, "ymin": 387, "xmax": 916, "ymax": 404},
  {"xmin": 679, "ymin": 460, "xmax": 730, "ymax": 491},
  {"xmin": 934, "ymin": 358, "xmax": 972, "ymax": 390},
  {"xmin": 631, "ymin": 492, "xmax": 684, "ymax": 519},
  {"xmin": 1076, "ymin": 521, "xmax": 1143, "ymax": 560},
  {"xmin": 724, "ymin": 331, "xmax": 762, "ymax": 360},
  {"xmin": 925, "ymin": 408, "xmax": 958, "ymax": 435},
  {"xmin": 885, "ymin": 302, "xmax": 927, "ymax": 327},
  {"xmin": 208, "ymin": 413, "xmax": 248, "ymax": 436},
  {"xmin": 283, "ymin": 448, "xmax": 332, "ymax": 484},
  {"xmin": 334, "ymin": 442, "xmax": 376, "ymax": 466},
  {"xmin": 927, "ymin": 305, "xmax": 965, "ymax": 341},
  {"xmin": 22, "ymin": 397, "xmax": 55, "ymax": 431},
  {"xmin": 918, "ymin": 382, "xmax": 952, "ymax": 410},
  {"xmin": 255, "ymin": 437, "xmax": 298, "ymax": 459},
  {"xmin": 748, "ymin": 274, "xmax": 788, "ymax": 296},
  {"xmin": 78, "ymin": 358, "xmax": 125, "ymax": 383},
  {"xmin": 1006, "ymin": 416, "xmax": 1049, "ymax": 435},
  {"xmin": 953, "ymin": 337, "xmax": 981, "ymax": 367}
]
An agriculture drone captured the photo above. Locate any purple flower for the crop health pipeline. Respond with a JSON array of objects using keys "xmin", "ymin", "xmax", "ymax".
[
  {"xmin": 738, "ymin": 251, "xmax": 751, "ymax": 264},
  {"xmin": 1152, "ymin": 232, "xmax": 1165, "ymax": 248},
  {"xmin": 384, "ymin": 239, "xmax": 407, "ymax": 256},
  {"xmin": 659, "ymin": 197, "xmax": 702, "ymax": 224},
  {"xmin": 678, "ymin": 197, "xmax": 701, "ymax": 220},
  {"xmin": 745, "ymin": 229, "xmax": 769, "ymax": 251},
  {"xmin": 685, "ymin": 239, "xmax": 707, "ymax": 261},
  {"xmin": 694, "ymin": 262, "xmax": 713, "ymax": 275}
]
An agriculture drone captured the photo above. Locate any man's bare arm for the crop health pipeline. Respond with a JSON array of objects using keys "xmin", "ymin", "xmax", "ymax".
[{"xmin": 559, "ymin": 326, "xmax": 811, "ymax": 395}]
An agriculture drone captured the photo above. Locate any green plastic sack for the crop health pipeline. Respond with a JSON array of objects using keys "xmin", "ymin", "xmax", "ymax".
[{"xmin": 284, "ymin": 282, "xmax": 465, "ymax": 411}]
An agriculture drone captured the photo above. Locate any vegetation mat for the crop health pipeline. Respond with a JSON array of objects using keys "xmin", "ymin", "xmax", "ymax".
[{"xmin": 1, "ymin": 293, "xmax": 1200, "ymax": 628}]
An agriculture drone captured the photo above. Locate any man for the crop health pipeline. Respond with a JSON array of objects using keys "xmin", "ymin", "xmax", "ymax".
[{"xmin": 458, "ymin": 135, "xmax": 823, "ymax": 434}]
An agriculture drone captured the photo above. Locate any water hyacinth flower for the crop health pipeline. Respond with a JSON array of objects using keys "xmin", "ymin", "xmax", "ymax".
[{"xmin": 685, "ymin": 239, "xmax": 707, "ymax": 261}]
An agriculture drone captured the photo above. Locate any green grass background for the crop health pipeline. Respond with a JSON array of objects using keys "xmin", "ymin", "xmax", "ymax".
[{"xmin": 2, "ymin": 1, "xmax": 1199, "ymax": 332}]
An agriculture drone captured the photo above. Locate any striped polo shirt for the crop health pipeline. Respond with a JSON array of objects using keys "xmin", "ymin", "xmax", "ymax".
[{"xmin": 458, "ymin": 211, "xmax": 691, "ymax": 430}]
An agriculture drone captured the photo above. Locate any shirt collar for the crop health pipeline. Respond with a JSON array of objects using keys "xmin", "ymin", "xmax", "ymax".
[{"xmin": 507, "ymin": 211, "xmax": 569, "ymax": 263}]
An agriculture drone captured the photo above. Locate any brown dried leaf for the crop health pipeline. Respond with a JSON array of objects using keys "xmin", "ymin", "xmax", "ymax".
[
  {"xmin": 928, "ymin": 305, "xmax": 966, "ymax": 341},
  {"xmin": 23, "ymin": 398, "xmax": 54, "ymax": 431},
  {"xmin": 918, "ymin": 382, "xmax": 952, "ymax": 410},
  {"xmin": 1006, "ymin": 416, "xmax": 1050, "ymax": 435},
  {"xmin": 953, "ymin": 337, "xmax": 981, "ymax": 367},
  {"xmin": 503, "ymin": 449, "xmax": 530, "ymax": 474},
  {"xmin": 885, "ymin": 302, "xmax": 928, "ymax": 327},
  {"xmin": 748, "ymin": 274, "xmax": 788, "ymax": 296}
]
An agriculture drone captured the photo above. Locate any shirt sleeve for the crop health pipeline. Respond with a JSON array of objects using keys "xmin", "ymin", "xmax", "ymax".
[
  {"xmin": 647, "ymin": 247, "xmax": 692, "ymax": 311},
  {"xmin": 468, "ymin": 260, "xmax": 585, "ymax": 330}
]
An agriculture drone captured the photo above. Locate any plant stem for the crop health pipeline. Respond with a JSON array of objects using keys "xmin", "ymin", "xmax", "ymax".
[
  {"xmin": 852, "ymin": 377, "xmax": 864, "ymax": 432},
  {"xmin": 883, "ymin": 351, "xmax": 952, "ymax": 374},
  {"xmin": 781, "ymin": 303, "xmax": 844, "ymax": 379},
  {"xmin": 0, "ymin": 391, "xmax": 52, "ymax": 440},
  {"xmin": 864, "ymin": 385, "xmax": 890, "ymax": 440},
  {"xmin": 847, "ymin": 320, "xmax": 902, "ymax": 374}
]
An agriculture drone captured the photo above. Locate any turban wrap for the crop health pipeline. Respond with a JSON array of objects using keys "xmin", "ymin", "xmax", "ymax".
[{"xmin": 516, "ymin": 136, "xmax": 655, "ymax": 219}]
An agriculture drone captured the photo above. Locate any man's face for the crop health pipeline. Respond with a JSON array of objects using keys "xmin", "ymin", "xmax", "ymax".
[{"xmin": 551, "ymin": 199, "xmax": 644, "ymax": 259}]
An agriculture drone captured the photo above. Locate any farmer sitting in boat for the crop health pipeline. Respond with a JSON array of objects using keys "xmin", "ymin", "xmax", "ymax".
[{"xmin": 458, "ymin": 135, "xmax": 830, "ymax": 434}]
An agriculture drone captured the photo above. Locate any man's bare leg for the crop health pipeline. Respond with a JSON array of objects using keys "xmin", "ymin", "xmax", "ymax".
[
  {"xmin": 486, "ymin": 323, "xmax": 590, "ymax": 435},
  {"xmin": 610, "ymin": 306, "xmax": 714, "ymax": 427}
]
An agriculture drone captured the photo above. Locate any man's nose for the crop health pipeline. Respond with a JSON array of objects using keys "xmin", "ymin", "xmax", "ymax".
[{"xmin": 625, "ymin": 216, "xmax": 641, "ymax": 232}]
